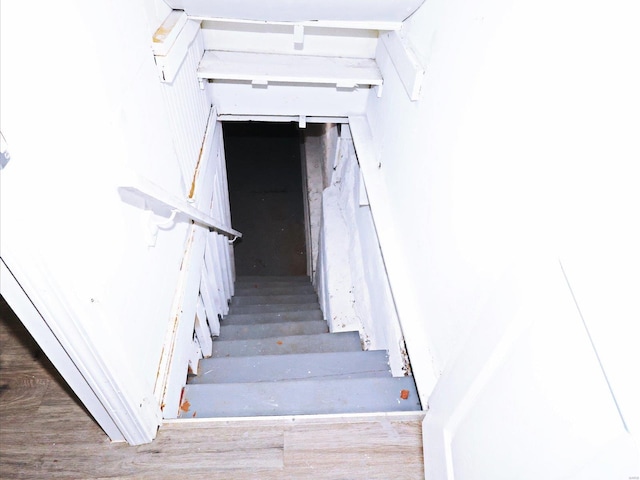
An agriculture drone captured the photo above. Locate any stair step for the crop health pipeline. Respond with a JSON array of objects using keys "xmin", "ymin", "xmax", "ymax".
[
  {"xmin": 223, "ymin": 310, "xmax": 324, "ymax": 325},
  {"xmin": 235, "ymin": 285, "xmax": 315, "ymax": 296},
  {"xmin": 178, "ymin": 377, "xmax": 421, "ymax": 418},
  {"xmin": 229, "ymin": 303, "xmax": 320, "ymax": 315},
  {"xmin": 231, "ymin": 294, "xmax": 318, "ymax": 306},
  {"xmin": 211, "ymin": 332, "xmax": 362, "ymax": 357},
  {"xmin": 235, "ymin": 275, "xmax": 310, "ymax": 285},
  {"xmin": 191, "ymin": 350, "xmax": 391, "ymax": 384},
  {"xmin": 218, "ymin": 321, "xmax": 328, "ymax": 340}
]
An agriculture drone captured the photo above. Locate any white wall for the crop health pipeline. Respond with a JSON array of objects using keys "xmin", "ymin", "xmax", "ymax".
[
  {"xmin": 366, "ymin": 0, "xmax": 640, "ymax": 443},
  {"xmin": 0, "ymin": 0, "xmax": 209, "ymax": 440}
]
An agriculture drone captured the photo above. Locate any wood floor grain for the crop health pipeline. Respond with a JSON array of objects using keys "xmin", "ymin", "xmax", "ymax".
[{"xmin": 0, "ymin": 297, "xmax": 425, "ymax": 479}]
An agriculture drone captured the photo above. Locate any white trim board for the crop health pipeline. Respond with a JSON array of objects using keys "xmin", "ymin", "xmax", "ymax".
[
  {"xmin": 0, "ymin": 258, "xmax": 159, "ymax": 445},
  {"xmin": 380, "ymin": 31, "xmax": 425, "ymax": 101},
  {"xmin": 198, "ymin": 51, "xmax": 382, "ymax": 88}
]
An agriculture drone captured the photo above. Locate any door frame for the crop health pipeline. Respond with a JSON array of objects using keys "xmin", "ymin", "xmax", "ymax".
[{"xmin": 0, "ymin": 256, "xmax": 160, "ymax": 445}]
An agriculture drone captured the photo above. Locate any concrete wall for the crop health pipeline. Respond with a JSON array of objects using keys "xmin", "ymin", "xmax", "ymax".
[{"xmin": 365, "ymin": 0, "xmax": 640, "ymax": 440}]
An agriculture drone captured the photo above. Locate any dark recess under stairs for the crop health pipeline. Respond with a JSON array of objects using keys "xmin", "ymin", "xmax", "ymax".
[{"xmin": 178, "ymin": 276, "xmax": 421, "ymax": 418}]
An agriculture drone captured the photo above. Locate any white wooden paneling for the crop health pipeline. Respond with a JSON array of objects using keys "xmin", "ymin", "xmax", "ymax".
[
  {"xmin": 159, "ymin": 29, "xmax": 210, "ymax": 194},
  {"xmin": 198, "ymin": 51, "xmax": 382, "ymax": 88}
]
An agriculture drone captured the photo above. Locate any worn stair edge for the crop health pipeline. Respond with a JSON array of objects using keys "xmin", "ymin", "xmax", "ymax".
[
  {"xmin": 229, "ymin": 303, "xmax": 321, "ymax": 315},
  {"xmin": 190, "ymin": 350, "xmax": 391, "ymax": 384},
  {"xmin": 231, "ymin": 294, "xmax": 318, "ymax": 306},
  {"xmin": 218, "ymin": 320, "xmax": 328, "ymax": 340},
  {"xmin": 222, "ymin": 310, "xmax": 324, "ymax": 325},
  {"xmin": 178, "ymin": 377, "xmax": 421, "ymax": 418},
  {"xmin": 235, "ymin": 276, "xmax": 310, "ymax": 284},
  {"xmin": 234, "ymin": 285, "xmax": 315, "ymax": 296},
  {"xmin": 211, "ymin": 332, "xmax": 362, "ymax": 357}
]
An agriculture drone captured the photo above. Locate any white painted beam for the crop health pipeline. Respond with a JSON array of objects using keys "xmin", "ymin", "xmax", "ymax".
[
  {"xmin": 380, "ymin": 31, "xmax": 425, "ymax": 101},
  {"xmin": 198, "ymin": 51, "xmax": 383, "ymax": 87},
  {"xmin": 164, "ymin": 0, "xmax": 424, "ymax": 27},
  {"xmin": 153, "ymin": 11, "xmax": 201, "ymax": 83}
]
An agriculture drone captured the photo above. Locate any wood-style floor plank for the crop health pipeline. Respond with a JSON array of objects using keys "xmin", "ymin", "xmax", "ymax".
[{"xmin": 0, "ymin": 298, "xmax": 425, "ymax": 479}]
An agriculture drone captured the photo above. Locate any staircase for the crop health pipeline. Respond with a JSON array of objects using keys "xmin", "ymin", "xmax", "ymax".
[{"xmin": 178, "ymin": 275, "xmax": 420, "ymax": 418}]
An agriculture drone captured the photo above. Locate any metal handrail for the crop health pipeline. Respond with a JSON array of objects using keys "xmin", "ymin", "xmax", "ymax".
[{"xmin": 119, "ymin": 173, "xmax": 242, "ymax": 241}]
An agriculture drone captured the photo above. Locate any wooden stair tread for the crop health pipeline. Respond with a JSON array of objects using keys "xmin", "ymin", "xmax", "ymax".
[
  {"xmin": 191, "ymin": 350, "xmax": 391, "ymax": 384},
  {"xmin": 179, "ymin": 376, "xmax": 421, "ymax": 418},
  {"xmin": 211, "ymin": 332, "xmax": 362, "ymax": 357}
]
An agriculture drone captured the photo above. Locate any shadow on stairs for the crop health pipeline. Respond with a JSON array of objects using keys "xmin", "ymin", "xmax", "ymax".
[{"xmin": 178, "ymin": 275, "xmax": 421, "ymax": 419}]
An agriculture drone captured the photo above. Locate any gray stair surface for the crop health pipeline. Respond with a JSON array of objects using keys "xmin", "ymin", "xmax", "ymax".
[
  {"xmin": 234, "ymin": 285, "xmax": 315, "ymax": 296},
  {"xmin": 184, "ymin": 274, "xmax": 421, "ymax": 418},
  {"xmin": 179, "ymin": 377, "xmax": 421, "ymax": 418},
  {"xmin": 229, "ymin": 303, "xmax": 320, "ymax": 315},
  {"xmin": 219, "ymin": 320, "xmax": 328, "ymax": 340},
  {"xmin": 231, "ymin": 293, "xmax": 319, "ymax": 306},
  {"xmin": 211, "ymin": 332, "xmax": 362, "ymax": 357},
  {"xmin": 192, "ymin": 350, "xmax": 392, "ymax": 384},
  {"xmin": 223, "ymin": 309, "xmax": 324, "ymax": 325}
]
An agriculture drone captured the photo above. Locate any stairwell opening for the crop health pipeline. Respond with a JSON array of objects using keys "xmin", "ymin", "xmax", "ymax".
[
  {"xmin": 177, "ymin": 119, "xmax": 422, "ymax": 419},
  {"xmin": 223, "ymin": 121, "xmax": 308, "ymax": 277}
]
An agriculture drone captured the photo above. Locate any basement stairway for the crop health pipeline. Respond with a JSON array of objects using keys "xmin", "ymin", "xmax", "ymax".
[{"xmin": 178, "ymin": 275, "xmax": 421, "ymax": 418}]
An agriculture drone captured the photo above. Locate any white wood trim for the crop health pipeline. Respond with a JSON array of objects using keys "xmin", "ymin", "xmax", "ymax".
[
  {"xmin": 198, "ymin": 51, "xmax": 383, "ymax": 87},
  {"xmin": 191, "ymin": 16, "xmax": 404, "ymax": 31},
  {"xmin": 154, "ymin": 224, "xmax": 208, "ymax": 418},
  {"xmin": 219, "ymin": 115, "xmax": 349, "ymax": 123},
  {"xmin": 188, "ymin": 107, "xmax": 217, "ymax": 203},
  {"xmin": 380, "ymin": 31, "xmax": 425, "ymax": 101},
  {"xmin": 164, "ymin": 409, "xmax": 425, "ymax": 426},
  {"xmin": 152, "ymin": 10, "xmax": 189, "ymax": 56},
  {"xmin": 154, "ymin": 15, "xmax": 202, "ymax": 83},
  {"xmin": 349, "ymin": 115, "xmax": 438, "ymax": 397},
  {"xmin": 199, "ymin": 267, "xmax": 221, "ymax": 337},
  {"xmin": 194, "ymin": 296, "xmax": 213, "ymax": 357},
  {"xmin": 0, "ymin": 258, "xmax": 159, "ymax": 445},
  {"xmin": 0, "ymin": 260, "xmax": 124, "ymax": 442}
]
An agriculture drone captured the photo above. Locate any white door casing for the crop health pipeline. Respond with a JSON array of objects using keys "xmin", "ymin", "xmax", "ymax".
[{"xmin": 422, "ymin": 257, "xmax": 639, "ymax": 479}]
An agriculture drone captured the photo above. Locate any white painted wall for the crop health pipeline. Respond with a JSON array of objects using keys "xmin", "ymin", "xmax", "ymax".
[
  {"xmin": 315, "ymin": 127, "xmax": 408, "ymax": 375},
  {"xmin": 0, "ymin": 0, "xmax": 213, "ymax": 442},
  {"xmin": 365, "ymin": 0, "xmax": 640, "ymax": 459}
]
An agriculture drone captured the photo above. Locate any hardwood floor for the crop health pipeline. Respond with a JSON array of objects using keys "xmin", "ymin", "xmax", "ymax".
[{"xmin": 0, "ymin": 297, "xmax": 426, "ymax": 479}]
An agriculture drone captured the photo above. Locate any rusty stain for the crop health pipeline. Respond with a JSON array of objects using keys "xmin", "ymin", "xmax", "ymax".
[
  {"xmin": 400, "ymin": 389, "xmax": 410, "ymax": 400},
  {"xmin": 180, "ymin": 400, "xmax": 191, "ymax": 413},
  {"xmin": 153, "ymin": 25, "xmax": 170, "ymax": 43},
  {"xmin": 277, "ymin": 340, "xmax": 283, "ymax": 345},
  {"xmin": 152, "ymin": 13, "xmax": 182, "ymax": 43},
  {"xmin": 189, "ymin": 110, "xmax": 215, "ymax": 199}
]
